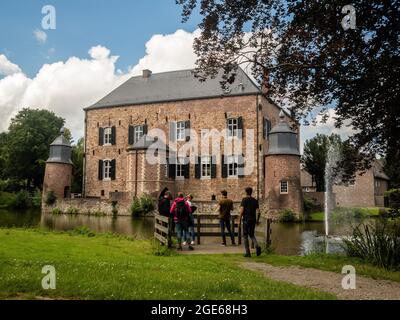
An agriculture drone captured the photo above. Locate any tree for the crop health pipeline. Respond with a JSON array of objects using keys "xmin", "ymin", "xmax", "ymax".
[
  {"xmin": 178, "ymin": 0, "xmax": 400, "ymax": 172},
  {"xmin": 2, "ymin": 108, "xmax": 65, "ymax": 189},
  {"xmin": 71, "ymin": 138, "xmax": 84, "ymax": 193},
  {"xmin": 301, "ymin": 133, "xmax": 359, "ymax": 191}
]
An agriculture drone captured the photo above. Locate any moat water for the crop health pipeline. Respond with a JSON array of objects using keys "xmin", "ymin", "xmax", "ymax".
[{"xmin": 0, "ymin": 209, "xmax": 355, "ymax": 255}]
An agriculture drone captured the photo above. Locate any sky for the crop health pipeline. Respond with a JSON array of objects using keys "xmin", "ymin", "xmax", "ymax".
[{"xmin": 0, "ymin": 0, "xmax": 352, "ymax": 150}]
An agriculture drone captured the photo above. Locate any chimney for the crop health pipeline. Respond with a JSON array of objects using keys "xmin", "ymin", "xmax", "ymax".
[{"xmin": 142, "ymin": 69, "xmax": 152, "ymax": 78}]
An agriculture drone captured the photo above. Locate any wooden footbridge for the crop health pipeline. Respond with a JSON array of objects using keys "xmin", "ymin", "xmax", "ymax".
[{"xmin": 154, "ymin": 214, "xmax": 272, "ymax": 254}]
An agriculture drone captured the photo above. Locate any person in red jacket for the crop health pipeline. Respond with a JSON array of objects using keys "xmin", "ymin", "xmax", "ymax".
[{"xmin": 170, "ymin": 192, "xmax": 193, "ymax": 251}]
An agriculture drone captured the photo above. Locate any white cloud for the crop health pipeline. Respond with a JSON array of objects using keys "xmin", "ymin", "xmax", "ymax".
[
  {"xmin": 0, "ymin": 29, "xmax": 200, "ymax": 139},
  {"xmin": 129, "ymin": 29, "xmax": 199, "ymax": 74},
  {"xmin": 33, "ymin": 29, "xmax": 47, "ymax": 44},
  {"xmin": 300, "ymin": 109, "xmax": 357, "ymax": 153},
  {"xmin": 0, "ymin": 54, "xmax": 22, "ymax": 76}
]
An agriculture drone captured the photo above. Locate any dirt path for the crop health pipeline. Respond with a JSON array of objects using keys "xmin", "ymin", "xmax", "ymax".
[{"xmin": 242, "ymin": 262, "xmax": 400, "ymax": 300}]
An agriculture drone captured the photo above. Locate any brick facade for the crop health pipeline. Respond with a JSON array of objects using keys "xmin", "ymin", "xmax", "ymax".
[
  {"xmin": 265, "ymin": 154, "xmax": 303, "ymax": 217},
  {"xmin": 43, "ymin": 163, "xmax": 73, "ymax": 199},
  {"xmin": 83, "ymin": 94, "xmax": 294, "ymax": 204}
]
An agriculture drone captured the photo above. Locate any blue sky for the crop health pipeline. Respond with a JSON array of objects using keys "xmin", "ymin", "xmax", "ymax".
[
  {"xmin": 0, "ymin": 0, "xmax": 200, "ymax": 77},
  {"xmin": 0, "ymin": 1, "xmax": 348, "ymax": 145}
]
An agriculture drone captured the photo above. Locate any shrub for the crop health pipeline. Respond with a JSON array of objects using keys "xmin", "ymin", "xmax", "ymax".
[
  {"xmin": 343, "ymin": 219, "xmax": 400, "ymax": 270},
  {"xmin": 66, "ymin": 207, "xmax": 79, "ymax": 215},
  {"xmin": 45, "ymin": 191, "xmax": 57, "ymax": 206},
  {"xmin": 278, "ymin": 209, "xmax": 296, "ymax": 223},
  {"xmin": 303, "ymin": 196, "xmax": 314, "ymax": 212},
  {"xmin": 31, "ymin": 189, "xmax": 42, "ymax": 208},
  {"xmin": 130, "ymin": 197, "xmax": 143, "ymax": 217},
  {"xmin": 51, "ymin": 207, "xmax": 63, "ymax": 215},
  {"xmin": 12, "ymin": 190, "xmax": 31, "ymax": 209},
  {"xmin": 130, "ymin": 195, "xmax": 155, "ymax": 217},
  {"xmin": 0, "ymin": 191, "xmax": 17, "ymax": 208},
  {"xmin": 140, "ymin": 194, "xmax": 155, "ymax": 215}
]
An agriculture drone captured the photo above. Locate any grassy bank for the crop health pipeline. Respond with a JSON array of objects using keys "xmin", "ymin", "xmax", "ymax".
[
  {"xmin": 1, "ymin": 228, "xmax": 398, "ymax": 300},
  {"xmin": 308, "ymin": 207, "xmax": 383, "ymax": 222},
  {"xmin": 0, "ymin": 228, "xmax": 335, "ymax": 300}
]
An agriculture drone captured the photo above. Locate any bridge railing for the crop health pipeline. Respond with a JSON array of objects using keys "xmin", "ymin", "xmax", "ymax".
[
  {"xmin": 155, "ymin": 214, "xmax": 242, "ymax": 247},
  {"xmin": 154, "ymin": 214, "xmax": 272, "ymax": 248}
]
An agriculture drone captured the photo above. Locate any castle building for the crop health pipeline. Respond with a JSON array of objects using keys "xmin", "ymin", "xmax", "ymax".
[{"xmin": 80, "ymin": 68, "xmax": 303, "ymax": 216}]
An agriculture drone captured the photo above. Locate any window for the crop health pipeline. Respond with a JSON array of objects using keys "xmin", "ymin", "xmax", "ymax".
[
  {"xmin": 280, "ymin": 181, "xmax": 288, "ymax": 194},
  {"xmin": 176, "ymin": 158, "xmax": 185, "ymax": 179},
  {"xmin": 264, "ymin": 118, "xmax": 272, "ymax": 138},
  {"xmin": 103, "ymin": 160, "xmax": 112, "ymax": 180},
  {"xmin": 134, "ymin": 125, "xmax": 144, "ymax": 143},
  {"xmin": 227, "ymin": 118, "xmax": 238, "ymax": 138},
  {"xmin": 176, "ymin": 121, "xmax": 186, "ymax": 141},
  {"xmin": 104, "ymin": 127, "xmax": 112, "ymax": 145},
  {"xmin": 201, "ymin": 156, "xmax": 211, "ymax": 178},
  {"xmin": 227, "ymin": 155, "xmax": 239, "ymax": 177}
]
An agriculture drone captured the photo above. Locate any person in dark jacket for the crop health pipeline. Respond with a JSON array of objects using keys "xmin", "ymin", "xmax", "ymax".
[
  {"xmin": 158, "ymin": 191, "xmax": 172, "ymax": 217},
  {"xmin": 158, "ymin": 187, "xmax": 169, "ymax": 201},
  {"xmin": 239, "ymin": 187, "xmax": 261, "ymax": 257},
  {"xmin": 170, "ymin": 192, "xmax": 193, "ymax": 251}
]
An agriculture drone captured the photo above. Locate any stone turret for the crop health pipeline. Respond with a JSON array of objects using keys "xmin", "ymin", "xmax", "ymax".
[
  {"xmin": 42, "ymin": 128, "xmax": 73, "ymax": 201},
  {"xmin": 264, "ymin": 110, "xmax": 303, "ymax": 217}
]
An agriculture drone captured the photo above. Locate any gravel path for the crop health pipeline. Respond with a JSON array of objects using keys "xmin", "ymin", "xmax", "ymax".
[{"xmin": 242, "ymin": 262, "xmax": 400, "ymax": 300}]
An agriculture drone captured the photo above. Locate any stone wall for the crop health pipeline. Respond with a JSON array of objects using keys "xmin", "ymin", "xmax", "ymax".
[
  {"xmin": 43, "ymin": 198, "xmax": 131, "ymax": 216},
  {"xmin": 43, "ymin": 198, "xmax": 285, "ymax": 221}
]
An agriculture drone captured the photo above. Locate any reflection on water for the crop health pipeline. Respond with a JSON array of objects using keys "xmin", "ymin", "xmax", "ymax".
[
  {"xmin": 40, "ymin": 213, "xmax": 154, "ymax": 240},
  {"xmin": 0, "ymin": 209, "xmax": 360, "ymax": 255}
]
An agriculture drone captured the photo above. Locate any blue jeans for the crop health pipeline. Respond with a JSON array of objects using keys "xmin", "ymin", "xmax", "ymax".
[
  {"xmin": 175, "ymin": 220, "xmax": 189, "ymax": 244},
  {"xmin": 186, "ymin": 214, "xmax": 196, "ymax": 243},
  {"xmin": 220, "ymin": 219, "xmax": 235, "ymax": 244}
]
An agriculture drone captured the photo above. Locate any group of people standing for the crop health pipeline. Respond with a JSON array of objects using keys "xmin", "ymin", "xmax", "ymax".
[{"xmin": 158, "ymin": 187, "xmax": 262, "ymax": 257}]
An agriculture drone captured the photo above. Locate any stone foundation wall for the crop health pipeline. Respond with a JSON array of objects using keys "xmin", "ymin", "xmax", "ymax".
[{"xmin": 42, "ymin": 198, "xmax": 283, "ymax": 220}]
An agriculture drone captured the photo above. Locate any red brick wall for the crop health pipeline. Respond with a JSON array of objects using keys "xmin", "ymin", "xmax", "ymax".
[
  {"xmin": 43, "ymin": 163, "xmax": 73, "ymax": 200},
  {"xmin": 264, "ymin": 154, "xmax": 303, "ymax": 216}
]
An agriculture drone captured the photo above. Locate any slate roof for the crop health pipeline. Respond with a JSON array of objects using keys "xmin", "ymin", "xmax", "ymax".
[{"xmin": 85, "ymin": 68, "xmax": 260, "ymax": 110}]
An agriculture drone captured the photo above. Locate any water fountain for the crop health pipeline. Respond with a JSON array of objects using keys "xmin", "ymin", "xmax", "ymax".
[
  {"xmin": 324, "ymin": 142, "xmax": 342, "ymax": 237},
  {"xmin": 308, "ymin": 142, "xmax": 346, "ymax": 255}
]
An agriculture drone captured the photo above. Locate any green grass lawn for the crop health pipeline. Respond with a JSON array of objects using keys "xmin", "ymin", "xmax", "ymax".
[
  {"xmin": 0, "ymin": 228, "xmax": 336, "ymax": 300},
  {"xmin": 308, "ymin": 207, "xmax": 383, "ymax": 222},
  {"xmin": 1, "ymin": 228, "xmax": 398, "ymax": 300}
]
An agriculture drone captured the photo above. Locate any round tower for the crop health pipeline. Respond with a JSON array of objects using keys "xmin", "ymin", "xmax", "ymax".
[
  {"xmin": 264, "ymin": 110, "xmax": 303, "ymax": 217},
  {"xmin": 43, "ymin": 128, "xmax": 73, "ymax": 201}
]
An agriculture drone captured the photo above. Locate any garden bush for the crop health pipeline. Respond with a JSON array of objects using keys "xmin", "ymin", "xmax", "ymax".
[
  {"xmin": 130, "ymin": 195, "xmax": 155, "ymax": 217},
  {"xmin": 12, "ymin": 190, "xmax": 31, "ymax": 209},
  {"xmin": 303, "ymin": 196, "xmax": 314, "ymax": 212},
  {"xmin": 0, "ymin": 191, "xmax": 16, "ymax": 208},
  {"xmin": 31, "ymin": 189, "xmax": 42, "ymax": 208},
  {"xmin": 278, "ymin": 209, "xmax": 296, "ymax": 223},
  {"xmin": 343, "ymin": 219, "xmax": 400, "ymax": 270}
]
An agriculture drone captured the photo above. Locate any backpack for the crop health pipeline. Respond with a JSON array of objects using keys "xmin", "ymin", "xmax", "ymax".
[{"xmin": 176, "ymin": 200, "xmax": 188, "ymax": 221}]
